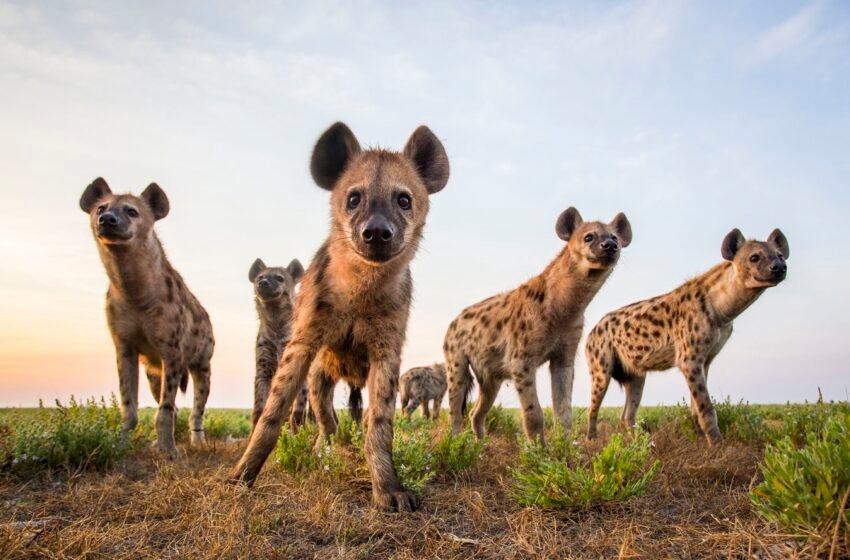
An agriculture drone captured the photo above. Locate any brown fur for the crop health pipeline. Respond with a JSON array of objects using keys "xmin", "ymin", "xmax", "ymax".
[
  {"xmin": 399, "ymin": 363, "xmax": 447, "ymax": 420},
  {"xmin": 79, "ymin": 178, "xmax": 214, "ymax": 458},
  {"xmin": 585, "ymin": 228, "xmax": 790, "ymax": 444},
  {"xmin": 444, "ymin": 208, "xmax": 632, "ymax": 444},
  {"xmin": 229, "ymin": 122, "xmax": 450, "ymax": 512}
]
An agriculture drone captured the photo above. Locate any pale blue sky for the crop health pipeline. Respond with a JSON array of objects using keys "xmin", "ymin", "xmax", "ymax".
[{"xmin": 1, "ymin": 0, "xmax": 848, "ymax": 410}]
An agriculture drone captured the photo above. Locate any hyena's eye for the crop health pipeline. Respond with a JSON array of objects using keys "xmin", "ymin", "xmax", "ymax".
[
  {"xmin": 583, "ymin": 233, "xmax": 594, "ymax": 243},
  {"xmin": 749, "ymin": 254, "xmax": 760, "ymax": 263},
  {"xmin": 275, "ymin": 275, "xmax": 284, "ymax": 282},
  {"xmin": 347, "ymin": 192, "xmax": 361, "ymax": 209},
  {"xmin": 397, "ymin": 193, "xmax": 411, "ymax": 210},
  {"xmin": 126, "ymin": 207, "xmax": 139, "ymax": 218},
  {"xmin": 96, "ymin": 204, "xmax": 107, "ymax": 214}
]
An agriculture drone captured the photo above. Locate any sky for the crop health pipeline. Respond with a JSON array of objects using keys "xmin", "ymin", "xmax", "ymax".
[{"xmin": 1, "ymin": 0, "xmax": 849, "ymax": 412}]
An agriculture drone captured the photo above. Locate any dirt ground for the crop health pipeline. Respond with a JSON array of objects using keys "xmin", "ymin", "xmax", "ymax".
[{"xmin": 2, "ymin": 417, "xmax": 827, "ymax": 560}]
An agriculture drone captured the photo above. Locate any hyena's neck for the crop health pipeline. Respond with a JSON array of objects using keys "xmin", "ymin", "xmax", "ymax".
[
  {"xmin": 99, "ymin": 234, "xmax": 167, "ymax": 307},
  {"xmin": 536, "ymin": 248, "xmax": 611, "ymax": 326},
  {"xmin": 255, "ymin": 299, "xmax": 293, "ymax": 336},
  {"xmin": 705, "ymin": 262, "xmax": 765, "ymax": 324},
  {"xmin": 326, "ymin": 236, "xmax": 415, "ymax": 301}
]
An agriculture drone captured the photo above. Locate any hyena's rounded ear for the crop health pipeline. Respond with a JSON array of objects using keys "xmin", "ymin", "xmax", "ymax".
[
  {"xmin": 768, "ymin": 228, "xmax": 790, "ymax": 259},
  {"xmin": 287, "ymin": 259, "xmax": 305, "ymax": 283},
  {"xmin": 310, "ymin": 122, "xmax": 361, "ymax": 191},
  {"xmin": 249, "ymin": 258, "xmax": 266, "ymax": 282},
  {"xmin": 721, "ymin": 228, "xmax": 746, "ymax": 261},
  {"xmin": 141, "ymin": 183, "xmax": 170, "ymax": 221},
  {"xmin": 610, "ymin": 212, "xmax": 632, "ymax": 248},
  {"xmin": 79, "ymin": 177, "xmax": 112, "ymax": 213},
  {"xmin": 555, "ymin": 207, "xmax": 583, "ymax": 241},
  {"xmin": 403, "ymin": 125, "xmax": 450, "ymax": 195}
]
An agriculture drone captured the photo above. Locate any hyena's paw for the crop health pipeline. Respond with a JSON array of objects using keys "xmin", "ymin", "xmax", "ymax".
[
  {"xmin": 190, "ymin": 429, "xmax": 206, "ymax": 446},
  {"xmin": 152, "ymin": 439, "xmax": 179, "ymax": 460},
  {"xmin": 373, "ymin": 487, "xmax": 420, "ymax": 513},
  {"xmin": 705, "ymin": 429, "xmax": 723, "ymax": 447}
]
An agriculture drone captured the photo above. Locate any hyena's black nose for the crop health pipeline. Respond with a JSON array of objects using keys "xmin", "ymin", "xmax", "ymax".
[
  {"xmin": 770, "ymin": 262, "xmax": 787, "ymax": 273},
  {"xmin": 258, "ymin": 278, "xmax": 270, "ymax": 288},
  {"xmin": 600, "ymin": 240, "xmax": 618, "ymax": 252},
  {"xmin": 362, "ymin": 217, "xmax": 395, "ymax": 245},
  {"xmin": 97, "ymin": 212, "xmax": 119, "ymax": 227}
]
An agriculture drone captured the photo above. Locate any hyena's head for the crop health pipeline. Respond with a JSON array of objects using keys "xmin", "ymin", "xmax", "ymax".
[
  {"xmin": 310, "ymin": 122, "xmax": 450, "ymax": 264},
  {"xmin": 555, "ymin": 207, "xmax": 632, "ymax": 271},
  {"xmin": 79, "ymin": 177, "xmax": 168, "ymax": 247},
  {"xmin": 721, "ymin": 228, "xmax": 789, "ymax": 288},
  {"xmin": 249, "ymin": 258, "xmax": 305, "ymax": 304}
]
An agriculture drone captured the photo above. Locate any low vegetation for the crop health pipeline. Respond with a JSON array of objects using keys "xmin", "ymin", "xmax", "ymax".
[{"xmin": 1, "ymin": 397, "xmax": 848, "ymax": 558}]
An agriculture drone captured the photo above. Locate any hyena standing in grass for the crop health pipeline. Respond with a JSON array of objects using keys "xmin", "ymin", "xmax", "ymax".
[
  {"xmin": 399, "ymin": 363, "xmax": 447, "ymax": 420},
  {"xmin": 585, "ymin": 228, "xmax": 789, "ymax": 445},
  {"xmin": 80, "ymin": 178, "xmax": 214, "ymax": 458},
  {"xmin": 445, "ymin": 208, "xmax": 632, "ymax": 445},
  {"xmin": 230, "ymin": 122, "xmax": 450, "ymax": 512},
  {"xmin": 249, "ymin": 258, "xmax": 305, "ymax": 428}
]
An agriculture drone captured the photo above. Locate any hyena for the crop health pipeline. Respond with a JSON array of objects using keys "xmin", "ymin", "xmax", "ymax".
[
  {"xmin": 249, "ymin": 257, "xmax": 305, "ymax": 428},
  {"xmin": 79, "ymin": 178, "xmax": 214, "ymax": 458},
  {"xmin": 399, "ymin": 363, "xmax": 447, "ymax": 420},
  {"xmin": 585, "ymin": 228, "xmax": 789, "ymax": 445},
  {"xmin": 445, "ymin": 208, "xmax": 632, "ymax": 445},
  {"xmin": 229, "ymin": 122, "xmax": 450, "ymax": 512},
  {"xmin": 250, "ymin": 257, "xmax": 363, "ymax": 431}
]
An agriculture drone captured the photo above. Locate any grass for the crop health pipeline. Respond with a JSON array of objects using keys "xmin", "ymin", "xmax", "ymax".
[{"xmin": 1, "ymin": 399, "xmax": 848, "ymax": 558}]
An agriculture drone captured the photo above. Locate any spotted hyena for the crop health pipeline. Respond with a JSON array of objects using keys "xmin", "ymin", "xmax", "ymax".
[
  {"xmin": 79, "ymin": 178, "xmax": 214, "ymax": 458},
  {"xmin": 249, "ymin": 257, "xmax": 305, "ymax": 429},
  {"xmin": 229, "ymin": 122, "xmax": 450, "ymax": 512},
  {"xmin": 445, "ymin": 208, "xmax": 632, "ymax": 445},
  {"xmin": 585, "ymin": 228, "xmax": 789, "ymax": 445},
  {"xmin": 399, "ymin": 363, "xmax": 447, "ymax": 420}
]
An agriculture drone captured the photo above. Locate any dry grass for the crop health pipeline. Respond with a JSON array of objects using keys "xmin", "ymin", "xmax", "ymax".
[{"xmin": 0, "ymin": 416, "xmax": 834, "ymax": 559}]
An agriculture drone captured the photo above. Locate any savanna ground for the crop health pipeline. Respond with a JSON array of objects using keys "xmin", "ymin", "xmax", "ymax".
[{"xmin": 1, "ymin": 398, "xmax": 848, "ymax": 559}]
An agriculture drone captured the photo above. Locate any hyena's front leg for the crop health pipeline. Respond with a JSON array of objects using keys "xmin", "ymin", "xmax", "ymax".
[
  {"xmin": 189, "ymin": 363, "xmax": 211, "ymax": 446},
  {"xmin": 365, "ymin": 357, "xmax": 417, "ymax": 512},
  {"xmin": 230, "ymin": 341, "xmax": 315, "ymax": 485},
  {"xmin": 679, "ymin": 360, "xmax": 721, "ymax": 445},
  {"xmin": 252, "ymin": 339, "xmax": 277, "ymax": 429},
  {"xmin": 307, "ymin": 358, "xmax": 338, "ymax": 445},
  {"xmin": 115, "ymin": 343, "xmax": 140, "ymax": 440},
  {"xmin": 155, "ymin": 357, "xmax": 185, "ymax": 459},
  {"xmin": 621, "ymin": 376, "xmax": 646, "ymax": 429},
  {"xmin": 550, "ymin": 323, "xmax": 581, "ymax": 433}
]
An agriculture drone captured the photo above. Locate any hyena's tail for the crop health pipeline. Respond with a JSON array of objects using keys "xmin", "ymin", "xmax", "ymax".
[
  {"xmin": 180, "ymin": 370, "xmax": 189, "ymax": 393},
  {"xmin": 348, "ymin": 385, "xmax": 363, "ymax": 424},
  {"xmin": 461, "ymin": 374, "xmax": 475, "ymax": 416}
]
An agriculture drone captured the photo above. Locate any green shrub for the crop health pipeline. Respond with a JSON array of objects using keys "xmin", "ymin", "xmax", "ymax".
[
  {"xmin": 485, "ymin": 405, "xmax": 519, "ymax": 438},
  {"xmin": 275, "ymin": 423, "xmax": 319, "ymax": 474},
  {"xmin": 750, "ymin": 410, "xmax": 850, "ymax": 543},
  {"xmin": 334, "ymin": 410, "xmax": 362, "ymax": 447},
  {"xmin": 778, "ymin": 401, "xmax": 850, "ymax": 447},
  {"xmin": 712, "ymin": 397, "xmax": 768, "ymax": 443},
  {"xmin": 637, "ymin": 403, "xmax": 691, "ymax": 434},
  {"xmin": 2, "ymin": 396, "xmax": 135, "ymax": 474},
  {"xmin": 392, "ymin": 426, "xmax": 435, "ymax": 495},
  {"xmin": 432, "ymin": 429, "xmax": 484, "ymax": 476},
  {"xmin": 203, "ymin": 409, "xmax": 251, "ymax": 439},
  {"xmin": 511, "ymin": 431, "xmax": 660, "ymax": 508}
]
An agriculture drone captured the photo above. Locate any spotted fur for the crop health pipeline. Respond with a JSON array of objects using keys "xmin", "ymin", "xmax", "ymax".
[
  {"xmin": 585, "ymin": 228, "xmax": 790, "ymax": 444},
  {"xmin": 445, "ymin": 208, "xmax": 632, "ymax": 444},
  {"xmin": 399, "ymin": 363, "xmax": 447, "ymax": 420},
  {"xmin": 79, "ymin": 178, "xmax": 214, "ymax": 458}
]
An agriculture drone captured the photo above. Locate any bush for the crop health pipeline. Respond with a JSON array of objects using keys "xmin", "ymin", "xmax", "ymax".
[
  {"xmin": 275, "ymin": 423, "xmax": 319, "ymax": 474},
  {"xmin": 712, "ymin": 398, "xmax": 768, "ymax": 444},
  {"xmin": 432, "ymin": 429, "xmax": 485, "ymax": 476},
  {"xmin": 392, "ymin": 426, "xmax": 435, "ymax": 495},
  {"xmin": 511, "ymin": 431, "xmax": 660, "ymax": 508},
  {"xmin": 203, "ymin": 410, "xmax": 251, "ymax": 439},
  {"xmin": 1, "ymin": 396, "xmax": 134, "ymax": 474},
  {"xmin": 750, "ymin": 410, "xmax": 850, "ymax": 546},
  {"xmin": 778, "ymin": 401, "xmax": 850, "ymax": 447},
  {"xmin": 485, "ymin": 405, "xmax": 519, "ymax": 438}
]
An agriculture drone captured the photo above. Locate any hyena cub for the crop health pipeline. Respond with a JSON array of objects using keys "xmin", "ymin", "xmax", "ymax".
[
  {"xmin": 249, "ymin": 258, "xmax": 305, "ymax": 429},
  {"xmin": 79, "ymin": 178, "xmax": 214, "ymax": 458},
  {"xmin": 399, "ymin": 363, "xmax": 447, "ymax": 420},
  {"xmin": 445, "ymin": 208, "xmax": 632, "ymax": 444},
  {"xmin": 230, "ymin": 122, "xmax": 450, "ymax": 512},
  {"xmin": 585, "ymin": 228, "xmax": 789, "ymax": 445}
]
